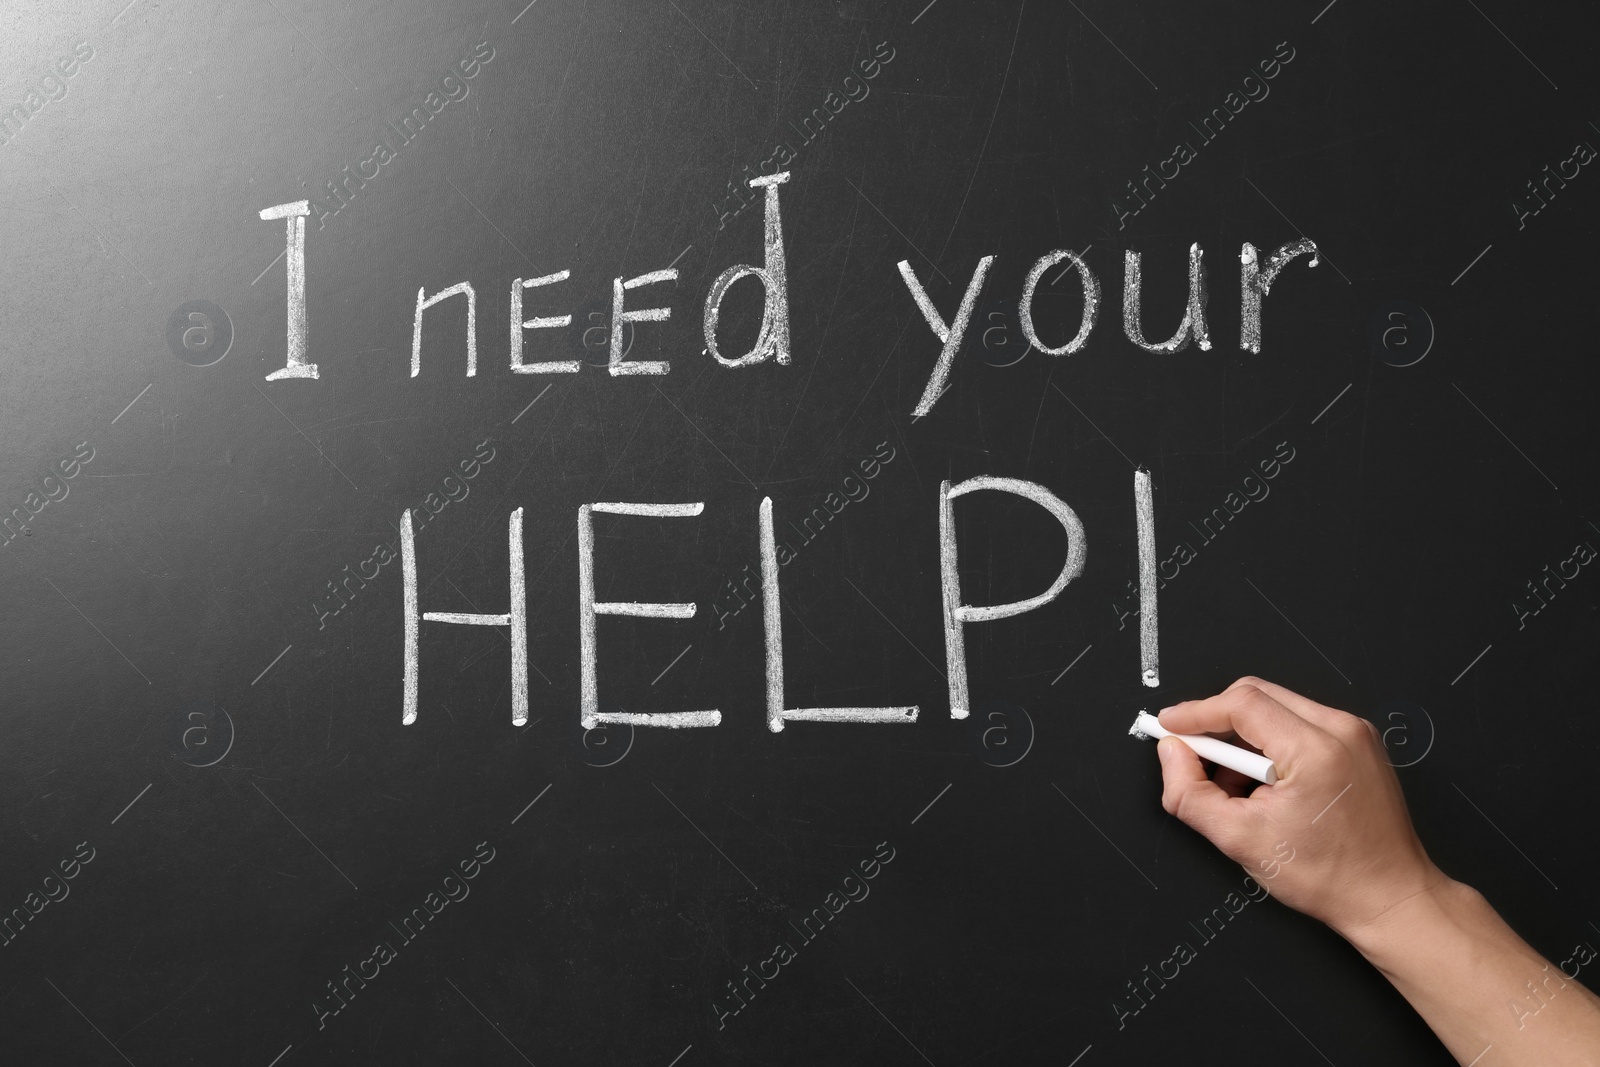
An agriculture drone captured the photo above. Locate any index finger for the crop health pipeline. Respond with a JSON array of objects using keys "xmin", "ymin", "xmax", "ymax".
[
  {"xmin": 1158, "ymin": 683, "xmax": 1322, "ymax": 765},
  {"xmin": 1222, "ymin": 676, "xmax": 1350, "ymax": 735}
]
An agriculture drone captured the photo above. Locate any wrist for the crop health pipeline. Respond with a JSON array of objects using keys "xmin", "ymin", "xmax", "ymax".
[{"xmin": 1331, "ymin": 868, "xmax": 1473, "ymax": 963}]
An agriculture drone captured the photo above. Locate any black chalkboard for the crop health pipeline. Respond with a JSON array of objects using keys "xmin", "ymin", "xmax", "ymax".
[{"xmin": 2, "ymin": 0, "xmax": 1597, "ymax": 1063}]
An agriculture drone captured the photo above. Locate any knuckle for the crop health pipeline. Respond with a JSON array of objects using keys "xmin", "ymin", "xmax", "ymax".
[
  {"xmin": 1333, "ymin": 713, "xmax": 1374, "ymax": 744},
  {"xmin": 1226, "ymin": 686, "xmax": 1262, "ymax": 710},
  {"xmin": 1234, "ymin": 687, "xmax": 1278, "ymax": 716}
]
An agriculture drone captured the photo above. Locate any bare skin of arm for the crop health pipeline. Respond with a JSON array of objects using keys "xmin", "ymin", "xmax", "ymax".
[{"xmin": 1155, "ymin": 677, "xmax": 1600, "ymax": 1066}]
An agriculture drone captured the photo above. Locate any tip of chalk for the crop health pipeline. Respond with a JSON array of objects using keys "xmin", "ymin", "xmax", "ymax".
[{"xmin": 1128, "ymin": 709, "xmax": 1159, "ymax": 740}]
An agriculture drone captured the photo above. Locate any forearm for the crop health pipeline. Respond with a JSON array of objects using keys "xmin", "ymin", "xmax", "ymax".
[{"xmin": 1339, "ymin": 879, "xmax": 1600, "ymax": 1066}]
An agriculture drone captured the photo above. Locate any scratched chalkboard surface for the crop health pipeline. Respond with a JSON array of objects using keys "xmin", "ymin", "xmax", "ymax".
[{"xmin": 2, "ymin": 0, "xmax": 1597, "ymax": 1063}]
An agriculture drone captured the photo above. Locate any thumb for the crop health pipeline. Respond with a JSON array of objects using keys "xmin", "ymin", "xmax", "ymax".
[{"xmin": 1157, "ymin": 736, "xmax": 1241, "ymax": 848}]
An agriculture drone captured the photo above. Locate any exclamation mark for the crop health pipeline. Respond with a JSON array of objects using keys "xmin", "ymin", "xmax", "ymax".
[{"xmin": 1134, "ymin": 469, "xmax": 1159, "ymax": 688}]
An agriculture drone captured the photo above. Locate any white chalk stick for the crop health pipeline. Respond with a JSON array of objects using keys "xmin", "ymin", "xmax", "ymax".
[{"xmin": 1129, "ymin": 710, "xmax": 1277, "ymax": 784}]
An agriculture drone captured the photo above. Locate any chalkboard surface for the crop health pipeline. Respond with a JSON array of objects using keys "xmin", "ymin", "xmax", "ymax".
[{"xmin": 2, "ymin": 1, "xmax": 1597, "ymax": 1063}]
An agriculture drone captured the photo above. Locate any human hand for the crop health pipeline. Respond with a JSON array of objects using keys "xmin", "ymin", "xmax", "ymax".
[{"xmin": 1155, "ymin": 677, "xmax": 1449, "ymax": 939}]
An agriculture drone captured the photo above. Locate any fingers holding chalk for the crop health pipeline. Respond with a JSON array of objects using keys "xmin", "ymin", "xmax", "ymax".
[
  {"xmin": 1132, "ymin": 711, "xmax": 1277, "ymax": 784},
  {"xmin": 1159, "ymin": 682, "xmax": 1318, "ymax": 781}
]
